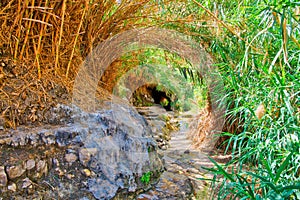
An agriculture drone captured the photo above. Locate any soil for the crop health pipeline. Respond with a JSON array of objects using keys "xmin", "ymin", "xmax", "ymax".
[{"xmin": 0, "ymin": 57, "xmax": 72, "ymax": 129}]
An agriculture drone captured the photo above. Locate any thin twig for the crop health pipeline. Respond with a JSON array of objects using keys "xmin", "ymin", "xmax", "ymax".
[
  {"xmin": 54, "ymin": 0, "xmax": 66, "ymax": 75},
  {"xmin": 26, "ymin": 6, "xmax": 53, "ymax": 10},
  {"xmin": 66, "ymin": 0, "xmax": 88, "ymax": 78},
  {"xmin": 22, "ymin": 18, "xmax": 53, "ymax": 27}
]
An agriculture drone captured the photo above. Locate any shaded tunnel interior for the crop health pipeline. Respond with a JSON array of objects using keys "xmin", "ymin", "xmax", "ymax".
[{"xmin": 130, "ymin": 84, "xmax": 175, "ymax": 111}]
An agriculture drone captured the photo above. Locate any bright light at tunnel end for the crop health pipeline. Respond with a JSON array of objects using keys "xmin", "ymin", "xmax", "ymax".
[{"xmin": 72, "ymin": 27, "xmax": 227, "ymax": 166}]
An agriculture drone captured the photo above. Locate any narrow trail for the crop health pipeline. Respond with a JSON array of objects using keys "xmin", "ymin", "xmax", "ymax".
[{"xmin": 136, "ymin": 105, "xmax": 228, "ymax": 199}]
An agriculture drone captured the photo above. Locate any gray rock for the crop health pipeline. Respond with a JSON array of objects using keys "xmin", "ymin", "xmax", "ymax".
[
  {"xmin": 65, "ymin": 153, "xmax": 78, "ymax": 163},
  {"xmin": 88, "ymin": 178, "xmax": 119, "ymax": 200},
  {"xmin": 6, "ymin": 164, "xmax": 26, "ymax": 179},
  {"xmin": 22, "ymin": 177, "xmax": 32, "ymax": 189},
  {"xmin": 0, "ymin": 166, "xmax": 8, "ymax": 186},
  {"xmin": 136, "ymin": 191, "xmax": 160, "ymax": 200},
  {"xmin": 25, "ymin": 159, "xmax": 35, "ymax": 170},
  {"xmin": 0, "ymin": 103, "xmax": 164, "ymax": 199},
  {"xmin": 0, "ymin": 137, "xmax": 10, "ymax": 145},
  {"xmin": 35, "ymin": 160, "xmax": 48, "ymax": 178},
  {"xmin": 79, "ymin": 148, "xmax": 98, "ymax": 166},
  {"xmin": 41, "ymin": 131, "xmax": 56, "ymax": 145},
  {"xmin": 140, "ymin": 171, "xmax": 194, "ymax": 199}
]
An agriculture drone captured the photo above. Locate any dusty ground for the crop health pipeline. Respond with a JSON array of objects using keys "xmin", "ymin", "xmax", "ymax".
[{"xmin": 0, "ymin": 57, "xmax": 72, "ymax": 129}]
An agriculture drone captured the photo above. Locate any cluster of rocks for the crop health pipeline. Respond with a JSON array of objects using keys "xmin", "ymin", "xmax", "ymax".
[
  {"xmin": 0, "ymin": 156, "xmax": 50, "ymax": 194},
  {"xmin": 137, "ymin": 133, "xmax": 216, "ymax": 199},
  {"xmin": 153, "ymin": 118, "xmax": 180, "ymax": 150},
  {"xmin": 0, "ymin": 103, "xmax": 219, "ymax": 199},
  {"xmin": 0, "ymin": 104, "xmax": 164, "ymax": 199}
]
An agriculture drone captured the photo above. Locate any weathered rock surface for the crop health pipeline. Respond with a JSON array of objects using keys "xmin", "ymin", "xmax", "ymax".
[
  {"xmin": 136, "ymin": 105, "xmax": 179, "ymax": 151},
  {"xmin": 6, "ymin": 164, "xmax": 26, "ymax": 179},
  {"xmin": 0, "ymin": 166, "xmax": 7, "ymax": 187},
  {"xmin": 0, "ymin": 103, "xmax": 226, "ymax": 199},
  {"xmin": 0, "ymin": 103, "xmax": 164, "ymax": 199}
]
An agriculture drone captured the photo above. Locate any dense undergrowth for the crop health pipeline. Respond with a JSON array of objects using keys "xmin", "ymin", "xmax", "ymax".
[
  {"xmin": 185, "ymin": 1, "xmax": 300, "ymax": 199},
  {"xmin": 0, "ymin": 0, "xmax": 299, "ymax": 199}
]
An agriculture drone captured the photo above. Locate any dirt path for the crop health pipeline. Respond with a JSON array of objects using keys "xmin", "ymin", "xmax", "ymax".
[{"xmin": 136, "ymin": 105, "xmax": 229, "ymax": 199}]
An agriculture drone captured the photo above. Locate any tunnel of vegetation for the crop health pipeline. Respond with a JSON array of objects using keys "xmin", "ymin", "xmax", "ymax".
[
  {"xmin": 130, "ymin": 84, "xmax": 176, "ymax": 111},
  {"xmin": 0, "ymin": 0, "xmax": 299, "ymax": 199}
]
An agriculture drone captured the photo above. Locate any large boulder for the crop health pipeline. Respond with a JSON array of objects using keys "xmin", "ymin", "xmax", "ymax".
[{"xmin": 0, "ymin": 103, "xmax": 164, "ymax": 199}]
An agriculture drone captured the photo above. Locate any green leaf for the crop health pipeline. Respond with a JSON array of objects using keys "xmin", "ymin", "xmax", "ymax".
[
  {"xmin": 236, "ymin": 174, "xmax": 255, "ymax": 199},
  {"xmin": 208, "ymin": 157, "xmax": 235, "ymax": 182},
  {"xmin": 274, "ymin": 152, "xmax": 293, "ymax": 183},
  {"xmin": 259, "ymin": 154, "xmax": 274, "ymax": 180},
  {"xmin": 246, "ymin": 172, "xmax": 279, "ymax": 194}
]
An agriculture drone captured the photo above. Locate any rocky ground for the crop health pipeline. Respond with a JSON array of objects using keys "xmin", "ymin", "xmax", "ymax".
[
  {"xmin": 136, "ymin": 105, "xmax": 231, "ymax": 199},
  {"xmin": 0, "ymin": 104, "xmax": 164, "ymax": 199},
  {"xmin": 0, "ymin": 103, "xmax": 229, "ymax": 199}
]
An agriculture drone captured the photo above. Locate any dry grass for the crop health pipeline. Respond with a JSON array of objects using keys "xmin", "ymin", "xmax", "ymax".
[
  {"xmin": 188, "ymin": 105, "xmax": 214, "ymax": 149},
  {"xmin": 0, "ymin": 0, "xmax": 157, "ymax": 128},
  {"xmin": 188, "ymin": 101, "xmax": 244, "ymax": 152},
  {"xmin": 0, "ymin": 0, "xmax": 155, "ymax": 79}
]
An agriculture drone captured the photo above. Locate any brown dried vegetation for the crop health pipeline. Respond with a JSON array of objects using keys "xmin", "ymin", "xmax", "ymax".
[{"xmin": 0, "ymin": 0, "xmax": 157, "ymax": 128}]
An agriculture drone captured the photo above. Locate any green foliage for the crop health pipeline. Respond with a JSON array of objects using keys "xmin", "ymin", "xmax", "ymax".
[
  {"xmin": 140, "ymin": 171, "xmax": 152, "ymax": 184},
  {"xmin": 162, "ymin": 0, "xmax": 300, "ymax": 199},
  {"xmin": 116, "ymin": 1, "xmax": 299, "ymax": 197},
  {"xmin": 160, "ymin": 97, "xmax": 169, "ymax": 107},
  {"xmin": 118, "ymin": 48, "xmax": 206, "ymax": 111},
  {"xmin": 203, "ymin": 151, "xmax": 300, "ymax": 199}
]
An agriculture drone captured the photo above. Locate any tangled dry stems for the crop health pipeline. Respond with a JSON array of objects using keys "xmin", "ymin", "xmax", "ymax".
[{"xmin": 0, "ymin": 0, "xmax": 154, "ymax": 128}]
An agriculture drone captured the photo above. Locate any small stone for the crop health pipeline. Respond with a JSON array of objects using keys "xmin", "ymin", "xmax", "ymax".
[
  {"xmin": 160, "ymin": 146, "xmax": 167, "ymax": 150},
  {"xmin": 6, "ymin": 164, "xmax": 26, "ymax": 179},
  {"xmin": 66, "ymin": 149, "xmax": 77, "ymax": 154},
  {"xmin": 25, "ymin": 159, "xmax": 36, "ymax": 170},
  {"xmin": 65, "ymin": 153, "xmax": 77, "ymax": 163},
  {"xmin": 186, "ymin": 168, "xmax": 199, "ymax": 174},
  {"xmin": 35, "ymin": 160, "xmax": 48, "ymax": 178},
  {"xmin": 66, "ymin": 173, "xmax": 74, "ymax": 179},
  {"xmin": 7, "ymin": 182, "xmax": 17, "ymax": 192},
  {"xmin": 0, "ymin": 137, "xmax": 11, "ymax": 145},
  {"xmin": 27, "ymin": 185, "xmax": 34, "ymax": 194},
  {"xmin": 52, "ymin": 158, "xmax": 60, "ymax": 167},
  {"xmin": 82, "ymin": 169, "xmax": 91, "ymax": 177},
  {"xmin": 36, "ymin": 160, "xmax": 46, "ymax": 172},
  {"xmin": 184, "ymin": 150, "xmax": 190, "ymax": 154},
  {"xmin": 22, "ymin": 177, "xmax": 32, "ymax": 189},
  {"xmin": 153, "ymin": 135, "xmax": 160, "ymax": 140},
  {"xmin": 79, "ymin": 148, "xmax": 98, "ymax": 166},
  {"xmin": 137, "ymin": 192, "xmax": 159, "ymax": 200},
  {"xmin": 55, "ymin": 167, "xmax": 65, "ymax": 176},
  {"xmin": 41, "ymin": 131, "xmax": 56, "ymax": 145},
  {"xmin": 0, "ymin": 166, "xmax": 8, "ymax": 186}
]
